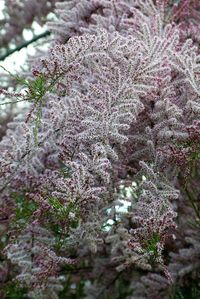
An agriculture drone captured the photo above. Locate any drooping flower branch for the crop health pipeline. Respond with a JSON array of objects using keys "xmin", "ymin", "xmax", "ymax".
[{"xmin": 0, "ymin": 1, "xmax": 200, "ymax": 298}]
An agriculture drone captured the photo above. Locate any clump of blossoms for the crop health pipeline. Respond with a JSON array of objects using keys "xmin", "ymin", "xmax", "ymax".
[{"xmin": 0, "ymin": 1, "xmax": 200, "ymax": 298}]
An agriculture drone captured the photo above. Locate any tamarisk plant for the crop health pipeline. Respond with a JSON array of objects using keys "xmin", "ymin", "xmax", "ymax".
[{"xmin": 0, "ymin": 0, "xmax": 200, "ymax": 298}]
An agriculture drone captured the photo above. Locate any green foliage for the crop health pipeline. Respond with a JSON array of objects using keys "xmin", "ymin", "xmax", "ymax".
[
  {"xmin": 53, "ymin": 226, "xmax": 69, "ymax": 251},
  {"xmin": 143, "ymin": 233, "xmax": 161, "ymax": 258},
  {"xmin": 11, "ymin": 192, "xmax": 37, "ymax": 228},
  {"xmin": 24, "ymin": 74, "xmax": 49, "ymax": 145},
  {"xmin": 4, "ymin": 281, "xmax": 27, "ymax": 299},
  {"xmin": 0, "ymin": 65, "xmax": 62, "ymax": 144},
  {"xmin": 0, "ymin": 65, "xmax": 48, "ymax": 103},
  {"xmin": 115, "ymin": 275, "xmax": 133, "ymax": 299},
  {"xmin": 59, "ymin": 165, "xmax": 72, "ymax": 178},
  {"xmin": 25, "ymin": 75, "xmax": 47, "ymax": 101},
  {"xmin": 48, "ymin": 197, "xmax": 80, "ymax": 224},
  {"xmin": 47, "ymin": 197, "xmax": 80, "ymax": 250},
  {"xmin": 174, "ymin": 139, "xmax": 200, "ymax": 163},
  {"xmin": 173, "ymin": 283, "xmax": 200, "ymax": 299}
]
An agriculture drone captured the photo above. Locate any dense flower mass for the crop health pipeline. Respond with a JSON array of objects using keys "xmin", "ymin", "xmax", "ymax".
[{"xmin": 0, "ymin": 0, "xmax": 200, "ymax": 298}]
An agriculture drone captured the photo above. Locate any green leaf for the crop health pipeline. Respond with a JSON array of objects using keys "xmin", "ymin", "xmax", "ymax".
[
  {"xmin": 4, "ymin": 281, "xmax": 27, "ymax": 299},
  {"xmin": 144, "ymin": 233, "xmax": 161, "ymax": 256},
  {"xmin": 11, "ymin": 192, "xmax": 37, "ymax": 228}
]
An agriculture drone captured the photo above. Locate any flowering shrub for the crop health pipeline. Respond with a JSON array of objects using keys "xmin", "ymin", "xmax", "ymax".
[{"xmin": 0, "ymin": 0, "xmax": 200, "ymax": 298}]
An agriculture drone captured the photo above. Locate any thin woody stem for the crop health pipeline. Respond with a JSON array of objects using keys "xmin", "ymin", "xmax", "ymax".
[{"xmin": 0, "ymin": 31, "xmax": 51, "ymax": 62}]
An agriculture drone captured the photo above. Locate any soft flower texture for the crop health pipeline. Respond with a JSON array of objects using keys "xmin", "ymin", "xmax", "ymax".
[{"xmin": 0, "ymin": 1, "xmax": 200, "ymax": 298}]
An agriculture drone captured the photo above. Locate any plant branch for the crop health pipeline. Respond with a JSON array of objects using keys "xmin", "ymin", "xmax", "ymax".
[
  {"xmin": 96, "ymin": 271, "xmax": 123, "ymax": 299},
  {"xmin": 0, "ymin": 31, "xmax": 51, "ymax": 62}
]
